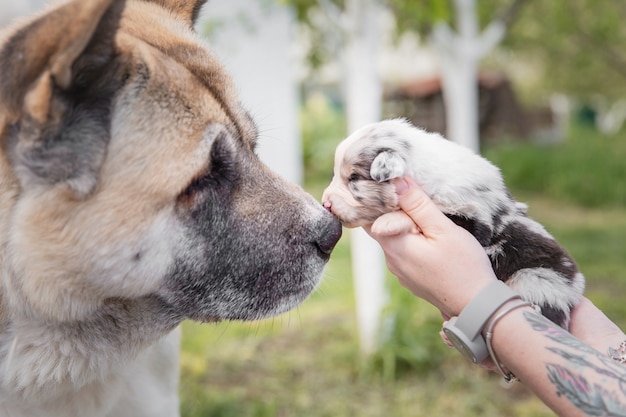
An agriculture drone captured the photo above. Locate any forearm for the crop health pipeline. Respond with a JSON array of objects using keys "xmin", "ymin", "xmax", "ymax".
[{"xmin": 489, "ymin": 305, "xmax": 626, "ymax": 417}]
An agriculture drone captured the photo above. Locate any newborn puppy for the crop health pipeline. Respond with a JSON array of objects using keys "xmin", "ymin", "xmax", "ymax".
[{"xmin": 322, "ymin": 119, "xmax": 585, "ymax": 328}]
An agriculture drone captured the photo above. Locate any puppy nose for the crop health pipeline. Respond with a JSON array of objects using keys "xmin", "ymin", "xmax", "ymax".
[
  {"xmin": 315, "ymin": 212, "xmax": 342, "ymax": 256},
  {"xmin": 321, "ymin": 187, "xmax": 333, "ymax": 207},
  {"xmin": 322, "ymin": 192, "xmax": 337, "ymax": 218}
]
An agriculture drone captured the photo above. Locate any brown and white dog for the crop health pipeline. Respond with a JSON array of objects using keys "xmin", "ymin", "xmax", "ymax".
[
  {"xmin": 323, "ymin": 119, "xmax": 584, "ymax": 328},
  {"xmin": 0, "ymin": 1, "xmax": 342, "ymax": 416}
]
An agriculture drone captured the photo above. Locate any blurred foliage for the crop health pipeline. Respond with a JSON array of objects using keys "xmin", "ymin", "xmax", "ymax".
[
  {"xmin": 386, "ymin": 0, "xmax": 522, "ymax": 38},
  {"xmin": 280, "ymin": 0, "xmax": 344, "ymax": 69},
  {"xmin": 284, "ymin": 0, "xmax": 626, "ymax": 103},
  {"xmin": 502, "ymin": 0, "xmax": 626, "ymax": 103},
  {"xmin": 300, "ymin": 92, "xmax": 347, "ymax": 182},
  {"xmin": 284, "ymin": 0, "xmax": 517, "ymax": 70},
  {"xmin": 367, "ymin": 283, "xmax": 449, "ymax": 380},
  {"xmin": 484, "ymin": 123, "xmax": 626, "ymax": 207}
]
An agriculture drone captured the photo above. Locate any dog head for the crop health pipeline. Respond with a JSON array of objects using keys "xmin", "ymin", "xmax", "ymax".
[
  {"xmin": 0, "ymin": 0, "xmax": 341, "ymax": 323},
  {"xmin": 322, "ymin": 120, "xmax": 416, "ymax": 227}
]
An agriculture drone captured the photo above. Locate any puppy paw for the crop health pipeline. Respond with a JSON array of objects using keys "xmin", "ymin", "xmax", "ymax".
[
  {"xmin": 371, "ymin": 211, "xmax": 417, "ymax": 236},
  {"xmin": 371, "ymin": 151, "xmax": 406, "ymax": 182}
]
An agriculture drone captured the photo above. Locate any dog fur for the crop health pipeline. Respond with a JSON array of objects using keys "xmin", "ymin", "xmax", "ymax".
[
  {"xmin": 323, "ymin": 119, "xmax": 584, "ymax": 328},
  {"xmin": 0, "ymin": 1, "xmax": 342, "ymax": 416}
]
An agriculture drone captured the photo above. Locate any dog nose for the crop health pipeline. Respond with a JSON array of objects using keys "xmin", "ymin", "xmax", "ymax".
[{"xmin": 315, "ymin": 213, "xmax": 342, "ymax": 256}]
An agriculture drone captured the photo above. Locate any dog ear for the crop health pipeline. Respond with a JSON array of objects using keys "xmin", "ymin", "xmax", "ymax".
[
  {"xmin": 370, "ymin": 149, "xmax": 407, "ymax": 183},
  {"xmin": 145, "ymin": 0, "xmax": 208, "ymax": 26},
  {"xmin": 0, "ymin": 0, "xmax": 126, "ymax": 196},
  {"xmin": 0, "ymin": 0, "xmax": 125, "ymax": 122}
]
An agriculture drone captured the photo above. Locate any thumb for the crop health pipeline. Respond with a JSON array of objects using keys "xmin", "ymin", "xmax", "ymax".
[{"xmin": 393, "ymin": 177, "xmax": 451, "ymax": 237}]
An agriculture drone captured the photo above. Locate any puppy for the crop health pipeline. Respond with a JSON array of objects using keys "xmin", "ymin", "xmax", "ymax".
[{"xmin": 323, "ymin": 119, "xmax": 585, "ymax": 328}]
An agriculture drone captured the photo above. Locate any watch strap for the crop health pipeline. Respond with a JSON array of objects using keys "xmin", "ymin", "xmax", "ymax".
[{"xmin": 455, "ymin": 280, "xmax": 521, "ymax": 340}]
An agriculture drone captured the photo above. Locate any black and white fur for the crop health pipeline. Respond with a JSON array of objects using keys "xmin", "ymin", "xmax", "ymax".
[{"xmin": 322, "ymin": 119, "xmax": 585, "ymax": 328}]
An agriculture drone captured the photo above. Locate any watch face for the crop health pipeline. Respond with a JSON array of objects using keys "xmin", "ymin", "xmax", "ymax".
[{"xmin": 442, "ymin": 327, "xmax": 478, "ymax": 363}]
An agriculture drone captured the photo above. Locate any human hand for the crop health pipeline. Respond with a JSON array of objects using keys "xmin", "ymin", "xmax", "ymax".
[{"xmin": 365, "ymin": 177, "xmax": 498, "ymax": 318}]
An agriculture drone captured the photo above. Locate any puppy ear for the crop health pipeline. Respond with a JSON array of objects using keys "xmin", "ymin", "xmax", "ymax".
[
  {"xmin": 146, "ymin": 0, "xmax": 208, "ymax": 26},
  {"xmin": 0, "ymin": 0, "xmax": 126, "ymax": 196},
  {"xmin": 370, "ymin": 150, "xmax": 407, "ymax": 182}
]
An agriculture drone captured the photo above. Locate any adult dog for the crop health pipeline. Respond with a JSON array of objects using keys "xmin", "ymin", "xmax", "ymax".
[
  {"xmin": 322, "ymin": 119, "xmax": 584, "ymax": 328},
  {"xmin": 0, "ymin": 1, "xmax": 342, "ymax": 416}
]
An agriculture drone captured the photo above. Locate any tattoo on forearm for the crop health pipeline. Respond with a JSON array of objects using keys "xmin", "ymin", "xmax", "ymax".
[
  {"xmin": 546, "ymin": 347, "xmax": 626, "ymax": 384},
  {"xmin": 524, "ymin": 311, "xmax": 626, "ymax": 416},
  {"xmin": 546, "ymin": 364, "xmax": 626, "ymax": 416}
]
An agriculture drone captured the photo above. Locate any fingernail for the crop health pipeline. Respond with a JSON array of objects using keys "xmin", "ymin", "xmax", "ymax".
[{"xmin": 393, "ymin": 178, "xmax": 408, "ymax": 195}]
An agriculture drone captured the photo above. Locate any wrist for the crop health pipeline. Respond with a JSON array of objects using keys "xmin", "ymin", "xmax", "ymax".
[
  {"xmin": 442, "ymin": 281, "xmax": 521, "ymax": 364},
  {"xmin": 483, "ymin": 300, "xmax": 537, "ymax": 381},
  {"xmin": 446, "ymin": 278, "xmax": 498, "ymax": 318},
  {"xmin": 481, "ymin": 299, "xmax": 537, "ymax": 339}
]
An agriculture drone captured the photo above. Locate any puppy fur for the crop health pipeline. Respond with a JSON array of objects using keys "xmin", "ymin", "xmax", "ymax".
[{"xmin": 323, "ymin": 119, "xmax": 585, "ymax": 328}]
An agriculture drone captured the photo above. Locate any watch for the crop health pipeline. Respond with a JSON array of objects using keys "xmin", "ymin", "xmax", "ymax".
[{"xmin": 442, "ymin": 280, "xmax": 521, "ymax": 363}]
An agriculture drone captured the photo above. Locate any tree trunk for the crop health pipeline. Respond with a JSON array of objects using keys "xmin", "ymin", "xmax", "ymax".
[
  {"xmin": 433, "ymin": 0, "xmax": 508, "ymax": 153},
  {"xmin": 439, "ymin": 49, "xmax": 480, "ymax": 152},
  {"xmin": 344, "ymin": 0, "xmax": 386, "ymax": 355},
  {"xmin": 202, "ymin": 0, "xmax": 303, "ymax": 184}
]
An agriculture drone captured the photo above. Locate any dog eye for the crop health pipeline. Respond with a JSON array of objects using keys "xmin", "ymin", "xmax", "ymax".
[
  {"xmin": 348, "ymin": 173, "xmax": 359, "ymax": 182},
  {"xmin": 177, "ymin": 134, "xmax": 238, "ymax": 206}
]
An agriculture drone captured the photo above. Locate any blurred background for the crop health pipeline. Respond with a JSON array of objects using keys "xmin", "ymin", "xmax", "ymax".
[{"xmin": 2, "ymin": 1, "xmax": 625, "ymax": 416}]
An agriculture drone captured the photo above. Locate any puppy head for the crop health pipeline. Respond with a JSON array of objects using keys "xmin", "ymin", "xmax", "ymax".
[{"xmin": 322, "ymin": 120, "xmax": 413, "ymax": 227}]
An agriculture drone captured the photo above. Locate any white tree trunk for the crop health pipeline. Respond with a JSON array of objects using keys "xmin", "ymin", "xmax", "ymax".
[
  {"xmin": 343, "ymin": 0, "xmax": 386, "ymax": 355},
  {"xmin": 432, "ymin": 0, "xmax": 505, "ymax": 153},
  {"xmin": 439, "ymin": 50, "xmax": 479, "ymax": 152}
]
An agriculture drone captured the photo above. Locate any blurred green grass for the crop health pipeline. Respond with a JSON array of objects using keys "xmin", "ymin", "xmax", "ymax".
[
  {"xmin": 180, "ymin": 102, "xmax": 626, "ymax": 416},
  {"xmin": 483, "ymin": 125, "xmax": 626, "ymax": 208}
]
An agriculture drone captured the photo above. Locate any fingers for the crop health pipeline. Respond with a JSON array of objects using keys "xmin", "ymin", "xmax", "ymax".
[
  {"xmin": 370, "ymin": 211, "xmax": 419, "ymax": 236},
  {"xmin": 440, "ymin": 325, "xmax": 454, "ymax": 348},
  {"xmin": 392, "ymin": 177, "xmax": 453, "ymax": 238}
]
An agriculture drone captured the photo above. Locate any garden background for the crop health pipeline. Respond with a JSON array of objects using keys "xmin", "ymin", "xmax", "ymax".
[{"xmin": 1, "ymin": 1, "xmax": 624, "ymax": 416}]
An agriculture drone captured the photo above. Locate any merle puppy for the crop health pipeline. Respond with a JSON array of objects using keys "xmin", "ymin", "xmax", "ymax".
[{"xmin": 322, "ymin": 119, "xmax": 585, "ymax": 328}]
